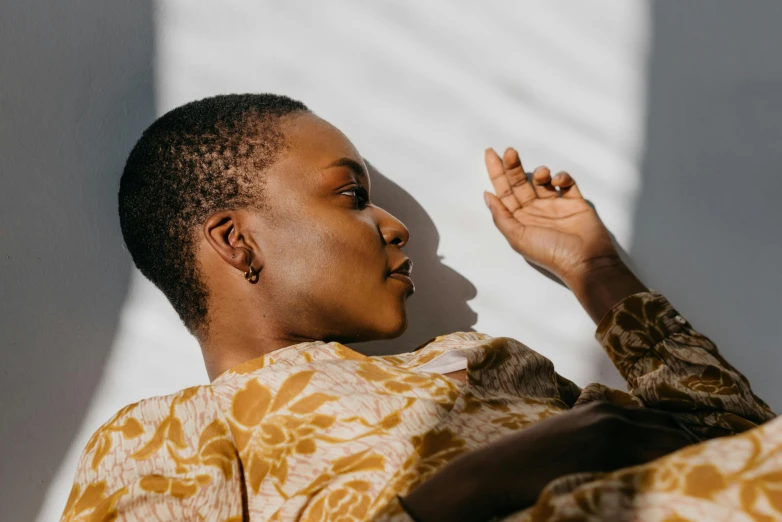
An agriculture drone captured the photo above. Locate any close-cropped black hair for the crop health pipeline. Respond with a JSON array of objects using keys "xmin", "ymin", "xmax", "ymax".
[{"xmin": 119, "ymin": 93, "xmax": 309, "ymax": 332}]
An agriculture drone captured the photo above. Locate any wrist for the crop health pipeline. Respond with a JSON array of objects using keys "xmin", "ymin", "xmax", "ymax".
[
  {"xmin": 561, "ymin": 256, "xmax": 626, "ymax": 289},
  {"xmin": 564, "ymin": 258, "xmax": 648, "ymax": 324}
]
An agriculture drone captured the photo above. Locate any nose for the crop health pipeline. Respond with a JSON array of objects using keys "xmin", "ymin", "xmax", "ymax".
[{"xmin": 375, "ymin": 206, "xmax": 409, "ymax": 248}]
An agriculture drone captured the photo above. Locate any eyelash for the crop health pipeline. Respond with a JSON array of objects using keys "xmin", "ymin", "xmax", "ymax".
[{"xmin": 341, "ymin": 185, "xmax": 369, "ymax": 209}]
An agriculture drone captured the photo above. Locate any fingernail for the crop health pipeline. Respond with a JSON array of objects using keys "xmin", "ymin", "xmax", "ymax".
[{"xmin": 483, "ymin": 191, "xmax": 491, "ymax": 208}]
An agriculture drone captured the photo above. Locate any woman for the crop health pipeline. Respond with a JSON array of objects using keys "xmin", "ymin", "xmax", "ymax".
[{"xmin": 61, "ymin": 94, "xmax": 774, "ymax": 521}]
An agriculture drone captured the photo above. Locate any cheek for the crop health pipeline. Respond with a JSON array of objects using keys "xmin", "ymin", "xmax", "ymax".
[{"xmin": 267, "ymin": 213, "xmax": 385, "ymax": 300}]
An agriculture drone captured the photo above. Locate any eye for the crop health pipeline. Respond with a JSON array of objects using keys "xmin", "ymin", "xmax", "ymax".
[{"xmin": 340, "ymin": 185, "xmax": 369, "ymax": 209}]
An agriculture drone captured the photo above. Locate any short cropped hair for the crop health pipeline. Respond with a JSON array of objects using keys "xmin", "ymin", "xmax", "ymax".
[{"xmin": 119, "ymin": 93, "xmax": 309, "ymax": 332}]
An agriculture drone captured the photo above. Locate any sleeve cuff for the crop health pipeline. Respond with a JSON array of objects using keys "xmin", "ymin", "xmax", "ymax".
[{"xmin": 595, "ymin": 291, "xmax": 690, "ymax": 378}]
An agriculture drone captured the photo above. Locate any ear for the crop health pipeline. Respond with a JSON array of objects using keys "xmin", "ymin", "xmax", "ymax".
[{"xmin": 203, "ymin": 210, "xmax": 263, "ymax": 276}]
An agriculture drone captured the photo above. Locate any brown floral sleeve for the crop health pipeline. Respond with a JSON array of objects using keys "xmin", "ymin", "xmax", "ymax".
[{"xmin": 596, "ymin": 291, "xmax": 775, "ymax": 438}]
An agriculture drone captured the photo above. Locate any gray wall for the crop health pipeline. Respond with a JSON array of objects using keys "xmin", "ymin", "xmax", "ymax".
[
  {"xmin": 0, "ymin": 2, "xmax": 153, "ymax": 520},
  {"xmin": 603, "ymin": 0, "xmax": 782, "ymax": 409}
]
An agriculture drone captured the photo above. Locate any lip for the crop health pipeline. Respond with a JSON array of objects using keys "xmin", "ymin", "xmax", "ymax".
[
  {"xmin": 388, "ymin": 273, "xmax": 415, "ymax": 293},
  {"xmin": 389, "ymin": 258, "xmax": 413, "ymax": 277}
]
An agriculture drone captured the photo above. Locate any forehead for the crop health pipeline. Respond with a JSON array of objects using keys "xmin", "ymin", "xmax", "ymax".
[
  {"xmin": 280, "ymin": 113, "xmax": 363, "ymax": 170},
  {"xmin": 257, "ymin": 113, "xmax": 370, "ymax": 211}
]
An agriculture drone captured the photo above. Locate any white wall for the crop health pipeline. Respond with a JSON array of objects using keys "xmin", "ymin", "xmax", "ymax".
[{"xmin": 5, "ymin": 1, "xmax": 778, "ymax": 521}]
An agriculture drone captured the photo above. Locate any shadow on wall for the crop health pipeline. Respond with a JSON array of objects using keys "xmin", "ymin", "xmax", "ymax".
[
  {"xmin": 606, "ymin": 0, "xmax": 782, "ymax": 409},
  {"xmin": 349, "ymin": 162, "xmax": 479, "ymax": 356},
  {"xmin": 0, "ymin": 2, "xmax": 154, "ymax": 521}
]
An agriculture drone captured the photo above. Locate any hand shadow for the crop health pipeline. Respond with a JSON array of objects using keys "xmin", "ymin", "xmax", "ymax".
[{"xmin": 348, "ymin": 161, "xmax": 479, "ymax": 356}]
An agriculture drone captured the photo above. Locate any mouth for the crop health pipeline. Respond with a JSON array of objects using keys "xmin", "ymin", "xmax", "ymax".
[
  {"xmin": 388, "ymin": 259, "xmax": 415, "ymax": 293},
  {"xmin": 390, "ymin": 259, "xmax": 413, "ymax": 277}
]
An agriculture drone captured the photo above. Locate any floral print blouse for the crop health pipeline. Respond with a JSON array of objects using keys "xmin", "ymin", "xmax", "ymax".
[{"xmin": 60, "ymin": 292, "xmax": 775, "ymax": 521}]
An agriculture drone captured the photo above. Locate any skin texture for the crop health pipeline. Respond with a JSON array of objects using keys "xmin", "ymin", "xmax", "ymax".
[{"xmin": 197, "ymin": 113, "xmax": 413, "ymax": 379}]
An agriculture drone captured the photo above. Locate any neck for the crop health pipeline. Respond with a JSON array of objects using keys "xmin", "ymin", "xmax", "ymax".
[{"xmin": 198, "ymin": 308, "xmax": 315, "ymax": 381}]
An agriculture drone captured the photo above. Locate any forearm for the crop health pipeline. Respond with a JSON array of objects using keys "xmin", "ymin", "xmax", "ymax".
[
  {"xmin": 564, "ymin": 258, "xmax": 648, "ymax": 325},
  {"xmin": 399, "ymin": 450, "xmax": 499, "ymax": 522},
  {"xmin": 399, "ymin": 434, "xmax": 567, "ymax": 521}
]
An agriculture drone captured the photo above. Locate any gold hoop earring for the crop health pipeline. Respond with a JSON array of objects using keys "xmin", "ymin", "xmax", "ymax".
[{"xmin": 244, "ymin": 263, "xmax": 259, "ymax": 284}]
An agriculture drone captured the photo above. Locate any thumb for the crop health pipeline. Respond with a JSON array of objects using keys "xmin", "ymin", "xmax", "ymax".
[{"xmin": 484, "ymin": 191, "xmax": 522, "ymax": 237}]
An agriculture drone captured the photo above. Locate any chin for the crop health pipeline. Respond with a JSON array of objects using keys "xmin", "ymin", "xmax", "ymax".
[
  {"xmin": 377, "ymin": 321, "xmax": 407, "ymax": 340},
  {"xmin": 356, "ymin": 310, "xmax": 408, "ymax": 343},
  {"xmin": 331, "ymin": 298, "xmax": 409, "ymax": 343},
  {"xmin": 375, "ymin": 309, "xmax": 409, "ymax": 340},
  {"xmin": 326, "ymin": 313, "xmax": 407, "ymax": 344}
]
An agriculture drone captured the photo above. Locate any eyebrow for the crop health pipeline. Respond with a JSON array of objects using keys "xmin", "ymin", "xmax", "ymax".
[{"xmin": 324, "ymin": 157, "xmax": 368, "ymax": 180}]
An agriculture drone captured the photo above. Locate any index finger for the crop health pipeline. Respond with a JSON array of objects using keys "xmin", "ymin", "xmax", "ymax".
[
  {"xmin": 503, "ymin": 148, "xmax": 537, "ymax": 207},
  {"xmin": 485, "ymin": 148, "xmax": 521, "ymax": 214}
]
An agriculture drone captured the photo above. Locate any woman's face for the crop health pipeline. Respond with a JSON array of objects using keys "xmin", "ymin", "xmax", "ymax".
[{"xmin": 244, "ymin": 113, "xmax": 413, "ymax": 343}]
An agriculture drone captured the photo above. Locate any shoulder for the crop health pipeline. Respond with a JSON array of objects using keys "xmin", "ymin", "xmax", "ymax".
[
  {"xmin": 72, "ymin": 384, "xmax": 231, "ymax": 485},
  {"xmin": 63, "ymin": 384, "xmax": 243, "ymax": 521}
]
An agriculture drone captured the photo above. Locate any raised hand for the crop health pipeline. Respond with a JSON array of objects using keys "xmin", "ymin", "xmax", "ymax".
[
  {"xmin": 483, "ymin": 148, "xmax": 646, "ymax": 323},
  {"xmin": 483, "ymin": 147, "xmax": 618, "ymax": 285}
]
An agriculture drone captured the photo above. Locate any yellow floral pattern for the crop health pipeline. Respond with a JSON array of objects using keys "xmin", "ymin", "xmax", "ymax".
[{"xmin": 62, "ymin": 293, "xmax": 774, "ymax": 521}]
